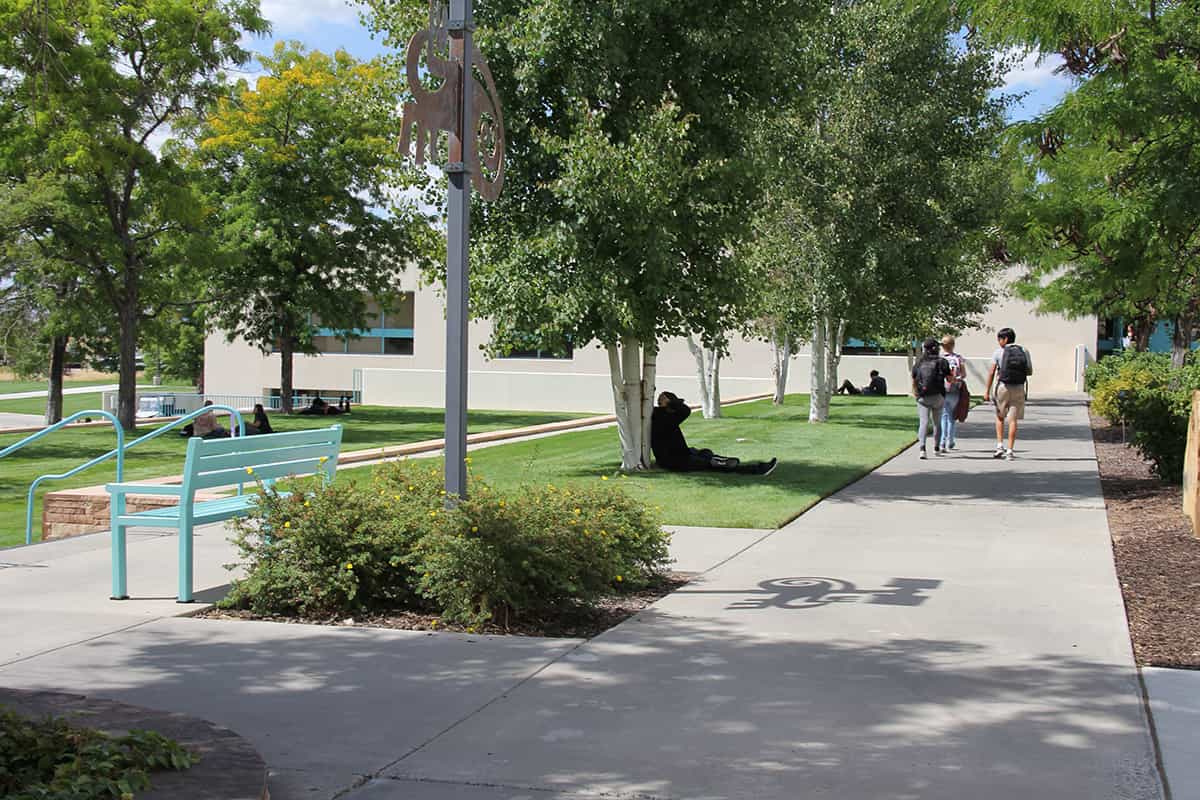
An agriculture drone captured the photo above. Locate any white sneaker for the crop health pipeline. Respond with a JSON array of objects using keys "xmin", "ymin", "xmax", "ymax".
[
  {"xmin": 1005, "ymin": 448, "xmax": 1015, "ymax": 461},
  {"xmin": 993, "ymin": 443, "xmax": 1005, "ymax": 459},
  {"xmin": 919, "ymin": 448, "xmax": 927, "ymax": 460}
]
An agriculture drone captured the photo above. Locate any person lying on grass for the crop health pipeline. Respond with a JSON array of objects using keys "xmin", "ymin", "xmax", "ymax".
[{"xmin": 650, "ymin": 391, "xmax": 777, "ymax": 475}]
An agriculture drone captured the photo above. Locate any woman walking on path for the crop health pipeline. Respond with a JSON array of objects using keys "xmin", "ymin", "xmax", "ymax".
[
  {"xmin": 939, "ymin": 335, "xmax": 966, "ymax": 451},
  {"xmin": 912, "ymin": 338, "xmax": 952, "ymax": 459}
]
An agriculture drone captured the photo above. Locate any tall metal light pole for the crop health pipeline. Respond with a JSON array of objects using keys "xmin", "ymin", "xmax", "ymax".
[
  {"xmin": 398, "ymin": 0, "xmax": 504, "ymax": 502},
  {"xmin": 444, "ymin": 0, "xmax": 473, "ymax": 500}
]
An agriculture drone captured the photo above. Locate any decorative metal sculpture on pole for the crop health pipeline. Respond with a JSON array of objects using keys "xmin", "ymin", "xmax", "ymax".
[{"xmin": 398, "ymin": 0, "xmax": 505, "ymax": 500}]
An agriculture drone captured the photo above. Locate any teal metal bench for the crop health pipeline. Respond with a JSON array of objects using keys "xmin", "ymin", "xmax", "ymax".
[{"xmin": 106, "ymin": 425, "xmax": 343, "ymax": 602}]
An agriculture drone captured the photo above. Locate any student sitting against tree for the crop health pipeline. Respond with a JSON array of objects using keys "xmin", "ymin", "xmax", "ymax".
[
  {"xmin": 836, "ymin": 370, "xmax": 888, "ymax": 396},
  {"xmin": 650, "ymin": 391, "xmax": 777, "ymax": 475}
]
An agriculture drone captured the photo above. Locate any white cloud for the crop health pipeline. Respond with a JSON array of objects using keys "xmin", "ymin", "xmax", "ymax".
[
  {"xmin": 259, "ymin": 0, "xmax": 361, "ymax": 32},
  {"xmin": 1000, "ymin": 49, "xmax": 1071, "ymax": 92}
]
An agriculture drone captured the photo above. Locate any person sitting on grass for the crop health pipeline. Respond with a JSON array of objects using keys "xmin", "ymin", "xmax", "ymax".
[
  {"xmin": 245, "ymin": 403, "xmax": 273, "ymax": 435},
  {"xmin": 650, "ymin": 391, "xmax": 777, "ymax": 475},
  {"xmin": 836, "ymin": 370, "xmax": 888, "ymax": 396}
]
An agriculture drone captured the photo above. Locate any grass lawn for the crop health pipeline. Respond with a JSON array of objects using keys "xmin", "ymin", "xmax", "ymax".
[
  {"xmin": 0, "ymin": 375, "xmax": 121, "ymax": 395},
  {"xmin": 0, "ymin": 405, "xmax": 584, "ymax": 548},
  {"xmin": 354, "ymin": 394, "xmax": 919, "ymax": 529},
  {"xmin": 0, "ymin": 387, "xmax": 196, "ymax": 417}
]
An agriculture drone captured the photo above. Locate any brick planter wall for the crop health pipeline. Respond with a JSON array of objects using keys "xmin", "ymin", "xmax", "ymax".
[{"xmin": 42, "ymin": 485, "xmax": 226, "ymax": 540}]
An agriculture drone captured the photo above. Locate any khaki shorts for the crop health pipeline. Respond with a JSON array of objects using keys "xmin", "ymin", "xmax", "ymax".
[{"xmin": 995, "ymin": 383, "xmax": 1026, "ymax": 422}]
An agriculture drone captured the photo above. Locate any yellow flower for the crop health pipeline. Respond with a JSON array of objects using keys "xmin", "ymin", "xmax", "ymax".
[
  {"xmin": 574, "ymin": 508, "xmax": 581, "ymax": 515},
  {"xmin": 283, "ymin": 521, "xmax": 291, "ymax": 529},
  {"xmin": 430, "ymin": 619, "xmax": 439, "ymax": 628},
  {"xmin": 429, "ymin": 510, "xmax": 438, "ymax": 518},
  {"xmin": 394, "ymin": 495, "xmax": 400, "ymax": 500},
  {"xmin": 319, "ymin": 456, "xmax": 329, "ymax": 464},
  {"xmin": 464, "ymin": 457, "xmax": 472, "ymax": 464},
  {"xmin": 615, "ymin": 575, "xmax": 623, "ymax": 582},
  {"xmin": 466, "ymin": 626, "xmax": 476, "ymax": 633},
  {"xmin": 408, "ymin": 485, "xmax": 415, "ymax": 491},
  {"xmin": 345, "ymin": 562, "xmax": 353, "ymax": 570},
  {"xmin": 245, "ymin": 467, "xmax": 254, "ymax": 475},
  {"xmin": 498, "ymin": 500, "xmax": 506, "ymax": 508},
  {"xmin": 440, "ymin": 490, "xmax": 447, "ymax": 496},
  {"xmin": 471, "ymin": 526, "xmax": 478, "ymax": 532},
  {"xmin": 304, "ymin": 501, "xmax": 311, "ymax": 507},
  {"xmin": 601, "ymin": 475, "xmax": 609, "ymax": 481}
]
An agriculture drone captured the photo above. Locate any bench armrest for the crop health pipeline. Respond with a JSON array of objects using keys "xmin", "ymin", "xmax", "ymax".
[{"xmin": 105, "ymin": 483, "xmax": 185, "ymax": 497}]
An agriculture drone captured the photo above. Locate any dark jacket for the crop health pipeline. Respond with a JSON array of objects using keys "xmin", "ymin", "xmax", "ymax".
[
  {"xmin": 651, "ymin": 398, "xmax": 691, "ymax": 468},
  {"xmin": 864, "ymin": 376, "xmax": 888, "ymax": 396}
]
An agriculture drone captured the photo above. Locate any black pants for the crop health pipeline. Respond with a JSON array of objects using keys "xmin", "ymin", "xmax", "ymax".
[
  {"xmin": 836, "ymin": 380, "xmax": 862, "ymax": 395},
  {"xmin": 667, "ymin": 448, "xmax": 763, "ymax": 474}
]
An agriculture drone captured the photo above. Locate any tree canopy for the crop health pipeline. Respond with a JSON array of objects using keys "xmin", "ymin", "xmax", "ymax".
[
  {"xmin": 193, "ymin": 42, "xmax": 438, "ymax": 411},
  {"xmin": 0, "ymin": 0, "xmax": 269, "ymax": 429}
]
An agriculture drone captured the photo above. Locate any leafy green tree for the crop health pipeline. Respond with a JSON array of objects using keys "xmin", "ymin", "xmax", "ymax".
[
  {"xmin": 962, "ymin": 0, "xmax": 1200, "ymax": 366},
  {"xmin": 362, "ymin": 0, "xmax": 815, "ymax": 468},
  {"xmin": 749, "ymin": 0, "xmax": 1009, "ymax": 419},
  {"xmin": 194, "ymin": 43, "xmax": 436, "ymax": 412},
  {"xmin": 0, "ymin": 0, "xmax": 269, "ymax": 430}
]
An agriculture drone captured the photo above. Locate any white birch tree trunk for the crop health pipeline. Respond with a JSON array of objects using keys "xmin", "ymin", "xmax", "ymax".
[
  {"xmin": 640, "ymin": 344, "xmax": 658, "ymax": 468},
  {"xmin": 772, "ymin": 332, "xmax": 791, "ymax": 405},
  {"xmin": 810, "ymin": 314, "xmax": 842, "ymax": 422},
  {"xmin": 809, "ymin": 310, "xmax": 828, "ymax": 423},
  {"xmin": 709, "ymin": 353, "xmax": 721, "ymax": 416},
  {"xmin": 607, "ymin": 343, "xmax": 639, "ymax": 470},
  {"xmin": 686, "ymin": 335, "xmax": 722, "ymax": 418},
  {"xmin": 621, "ymin": 336, "xmax": 644, "ymax": 469},
  {"xmin": 607, "ymin": 338, "xmax": 656, "ymax": 470}
]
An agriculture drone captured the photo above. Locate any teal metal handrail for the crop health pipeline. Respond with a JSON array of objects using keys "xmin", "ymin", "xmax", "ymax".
[
  {"xmin": 0, "ymin": 410, "xmax": 125, "ymax": 544},
  {"xmin": 13, "ymin": 405, "xmax": 245, "ymax": 545}
]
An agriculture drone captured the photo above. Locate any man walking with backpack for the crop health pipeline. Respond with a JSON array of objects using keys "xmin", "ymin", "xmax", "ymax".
[
  {"xmin": 912, "ymin": 338, "xmax": 952, "ymax": 459},
  {"xmin": 984, "ymin": 327, "xmax": 1033, "ymax": 460}
]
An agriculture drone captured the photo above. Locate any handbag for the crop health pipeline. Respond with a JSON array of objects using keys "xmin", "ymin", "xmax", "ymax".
[{"xmin": 955, "ymin": 380, "xmax": 971, "ymax": 422}]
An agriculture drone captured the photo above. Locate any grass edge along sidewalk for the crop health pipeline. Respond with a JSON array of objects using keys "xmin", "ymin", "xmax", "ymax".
[
  {"xmin": 350, "ymin": 394, "xmax": 920, "ymax": 530},
  {"xmin": 0, "ymin": 405, "xmax": 592, "ymax": 549}
]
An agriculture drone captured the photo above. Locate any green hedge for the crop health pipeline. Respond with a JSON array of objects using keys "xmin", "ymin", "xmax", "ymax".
[
  {"xmin": 1085, "ymin": 350, "xmax": 1200, "ymax": 482},
  {"xmin": 0, "ymin": 710, "xmax": 193, "ymax": 800},
  {"xmin": 222, "ymin": 462, "xmax": 671, "ymax": 626}
]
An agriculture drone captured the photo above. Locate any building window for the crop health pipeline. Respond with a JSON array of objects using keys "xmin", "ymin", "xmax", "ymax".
[
  {"xmin": 494, "ymin": 330, "xmax": 573, "ymax": 360},
  {"xmin": 498, "ymin": 342, "xmax": 574, "ymax": 360},
  {"xmin": 301, "ymin": 293, "xmax": 416, "ymax": 355}
]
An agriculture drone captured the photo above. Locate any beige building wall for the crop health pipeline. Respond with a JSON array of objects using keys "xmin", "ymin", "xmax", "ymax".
[{"xmin": 204, "ymin": 271, "xmax": 1097, "ymax": 412}]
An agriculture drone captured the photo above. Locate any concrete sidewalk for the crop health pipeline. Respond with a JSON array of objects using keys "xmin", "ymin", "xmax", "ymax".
[{"xmin": 0, "ymin": 397, "xmax": 1167, "ymax": 799}]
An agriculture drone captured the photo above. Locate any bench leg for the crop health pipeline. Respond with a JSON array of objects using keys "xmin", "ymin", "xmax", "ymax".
[
  {"xmin": 177, "ymin": 518, "xmax": 194, "ymax": 603},
  {"xmin": 110, "ymin": 497, "xmax": 128, "ymax": 600}
]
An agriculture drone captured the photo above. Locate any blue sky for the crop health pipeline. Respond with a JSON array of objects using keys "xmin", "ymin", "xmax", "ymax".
[{"xmin": 250, "ymin": 1, "xmax": 1073, "ymax": 120}]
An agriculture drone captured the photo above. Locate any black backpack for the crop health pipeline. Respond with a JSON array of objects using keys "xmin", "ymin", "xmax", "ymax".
[
  {"xmin": 999, "ymin": 345, "xmax": 1031, "ymax": 385},
  {"xmin": 916, "ymin": 358, "xmax": 943, "ymax": 397}
]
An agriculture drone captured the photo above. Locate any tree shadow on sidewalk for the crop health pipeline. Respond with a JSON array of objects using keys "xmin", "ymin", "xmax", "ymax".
[{"xmin": 0, "ymin": 608, "xmax": 1159, "ymax": 800}]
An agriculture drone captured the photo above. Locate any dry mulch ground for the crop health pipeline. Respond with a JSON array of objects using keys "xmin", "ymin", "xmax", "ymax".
[
  {"xmin": 1092, "ymin": 414, "xmax": 1200, "ymax": 668},
  {"xmin": 201, "ymin": 573, "xmax": 691, "ymax": 639}
]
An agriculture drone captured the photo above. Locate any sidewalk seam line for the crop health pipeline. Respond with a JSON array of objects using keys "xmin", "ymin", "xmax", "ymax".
[
  {"xmin": 1137, "ymin": 667, "xmax": 1175, "ymax": 800},
  {"xmin": 368, "ymin": 774, "xmax": 672, "ymax": 800},
  {"xmin": 0, "ymin": 617, "xmax": 161, "ymax": 670}
]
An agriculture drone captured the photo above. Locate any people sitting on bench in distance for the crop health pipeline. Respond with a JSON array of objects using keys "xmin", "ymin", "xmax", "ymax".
[
  {"xmin": 836, "ymin": 370, "xmax": 888, "ymax": 396},
  {"xmin": 191, "ymin": 400, "xmax": 229, "ymax": 439},
  {"xmin": 245, "ymin": 403, "xmax": 273, "ymax": 435},
  {"xmin": 650, "ymin": 391, "xmax": 777, "ymax": 475}
]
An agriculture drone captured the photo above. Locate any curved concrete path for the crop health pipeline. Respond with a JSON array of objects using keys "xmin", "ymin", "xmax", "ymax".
[{"xmin": 0, "ymin": 396, "xmax": 1165, "ymax": 799}]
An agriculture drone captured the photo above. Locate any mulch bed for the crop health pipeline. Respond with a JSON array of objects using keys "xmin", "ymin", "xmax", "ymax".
[
  {"xmin": 200, "ymin": 573, "xmax": 691, "ymax": 639},
  {"xmin": 1091, "ymin": 414, "xmax": 1200, "ymax": 669}
]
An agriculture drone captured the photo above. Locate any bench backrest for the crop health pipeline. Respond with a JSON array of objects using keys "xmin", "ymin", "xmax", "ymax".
[{"xmin": 180, "ymin": 425, "xmax": 343, "ymax": 495}]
